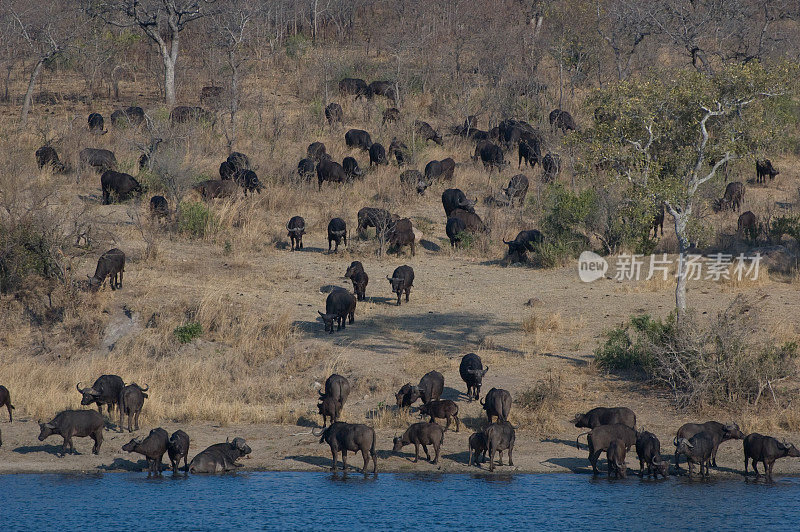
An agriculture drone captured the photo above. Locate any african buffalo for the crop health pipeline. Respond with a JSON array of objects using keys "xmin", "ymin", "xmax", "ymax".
[
  {"xmin": 287, "ymin": 216, "xmax": 306, "ymax": 251},
  {"xmin": 0, "ymin": 385, "xmax": 14, "ymax": 422},
  {"xmin": 518, "ymin": 137, "xmax": 541, "ymax": 168},
  {"xmin": 503, "ymin": 174, "xmax": 529, "ymax": 205},
  {"xmin": 122, "ymin": 427, "xmax": 168, "ymax": 476},
  {"xmin": 713, "ymin": 182, "xmax": 745, "ymax": 213},
  {"xmin": 318, "ymin": 289, "xmax": 356, "ymax": 333},
  {"xmin": 234, "ymin": 169, "xmax": 262, "ymax": 195},
  {"xmin": 388, "ymin": 137, "xmax": 408, "ymax": 166},
  {"xmin": 674, "ymin": 421, "xmax": 744, "ymax": 469},
  {"xmin": 387, "ymin": 264, "xmax": 414, "ymax": 305},
  {"xmin": 468, "ymin": 431, "xmax": 488, "ymax": 466},
  {"xmin": 442, "ymin": 188, "xmax": 476, "ymax": 218},
  {"xmin": 327, "ymin": 217, "xmax": 348, "ymax": 251},
  {"xmin": 675, "ymin": 433, "xmax": 715, "ymax": 478},
  {"xmin": 369, "ymin": 143, "xmax": 388, "ymax": 166},
  {"xmin": 77, "ymin": 374, "xmax": 125, "ymax": 414},
  {"xmin": 459, "ymin": 353, "xmax": 488, "ymax": 400},
  {"xmin": 424, "ymin": 158, "xmax": 455, "ymax": 182},
  {"xmin": 168, "ymin": 429, "xmax": 190, "ymax": 474},
  {"xmin": 298, "ymin": 158, "xmax": 315, "ymax": 180},
  {"xmin": 743, "ymin": 433, "xmax": 800, "ymax": 481},
  {"xmin": 387, "ymin": 218, "xmax": 416, "ymax": 256},
  {"xmin": 415, "ymin": 120, "xmax": 442, "ymax": 145},
  {"xmin": 419, "ymin": 400, "xmax": 460, "ymax": 432},
  {"xmin": 325, "ymin": 102, "xmax": 343, "ymax": 125},
  {"xmin": 652, "ymin": 203, "xmax": 665, "ymax": 238},
  {"xmin": 636, "ymin": 430, "xmax": 668, "ymax": 478},
  {"xmin": 339, "ymin": 78, "xmax": 372, "ymax": 100},
  {"xmin": 383, "ymin": 107, "xmax": 400, "ymax": 124},
  {"xmin": 36, "ymin": 146, "xmax": 68, "ymax": 173},
  {"xmin": 118, "ymin": 383, "xmax": 149, "ymax": 433},
  {"xmin": 756, "ymin": 159, "xmax": 779, "ymax": 183},
  {"xmin": 88, "ymin": 113, "xmax": 105, "ymax": 133},
  {"xmin": 481, "ymin": 388, "xmax": 511, "ymax": 423},
  {"xmin": 307, "ymin": 142, "xmax": 327, "ymax": 162},
  {"xmin": 357, "ymin": 207, "xmax": 396, "ymax": 236},
  {"xmin": 573, "ymin": 407, "xmax": 636, "ymax": 430},
  {"xmin": 170, "ymin": 105, "xmax": 213, "ymax": 124},
  {"xmin": 79, "ymin": 148, "xmax": 117, "ymax": 173},
  {"xmin": 737, "ymin": 211, "xmax": 757, "ymax": 240},
  {"xmin": 503, "ymin": 230, "xmax": 543, "ymax": 264},
  {"xmin": 343, "ymin": 156, "xmax": 363, "ymax": 178},
  {"xmin": 607, "ymin": 439, "xmax": 627, "ymax": 478},
  {"xmin": 369, "ymin": 80, "xmax": 396, "ymax": 101},
  {"xmin": 400, "ymin": 170, "xmax": 428, "ymax": 195},
  {"xmin": 393, "ymin": 422, "xmax": 444, "ymax": 464},
  {"xmin": 549, "ymin": 109, "xmax": 577, "ymax": 132},
  {"xmin": 449, "ymin": 208, "xmax": 486, "ymax": 234},
  {"xmin": 396, "ymin": 370, "xmax": 444, "ymax": 408},
  {"xmin": 316, "ymin": 422, "xmax": 377, "ymax": 473},
  {"xmin": 345, "ymin": 261, "xmax": 369, "ymax": 300},
  {"xmin": 317, "ymin": 158, "xmax": 349, "ymax": 191},
  {"xmin": 38, "ymin": 409, "xmax": 104, "ymax": 456},
  {"xmin": 195, "ymin": 179, "xmax": 238, "ymax": 200},
  {"xmin": 577, "ymin": 423, "xmax": 637, "ymax": 475},
  {"xmin": 101, "ymin": 170, "xmax": 141, "ymax": 204},
  {"xmin": 474, "ymin": 141, "xmax": 505, "ymax": 172},
  {"xmin": 345, "ymin": 129, "xmax": 373, "ymax": 151},
  {"xmin": 446, "ymin": 216, "xmax": 467, "ymax": 247},
  {"xmin": 88, "ymin": 248, "xmax": 125, "ymax": 291},
  {"xmin": 189, "ymin": 437, "xmax": 251, "ymax": 474},
  {"xmin": 542, "ymin": 153, "xmax": 561, "ymax": 182},
  {"xmin": 318, "ymin": 395, "xmax": 341, "ymax": 428},
  {"xmin": 318, "ymin": 374, "xmax": 351, "ymax": 412},
  {"xmin": 484, "ymin": 420, "xmax": 515, "ymax": 471},
  {"xmin": 149, "ymin": 196, "xmax": 169, "ymax": 219}
]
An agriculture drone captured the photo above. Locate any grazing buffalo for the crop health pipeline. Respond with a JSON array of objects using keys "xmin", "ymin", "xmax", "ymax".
[
  {"xmin": 79, "ymin": 148, "xmax": 117, "ymax": 173},
  {"xmin": 195, "ymin": 179, "xmax": 238, "ymax": 200},
  {"xmin": 542, "ymin": 153, "xmax": 561, "ymax": 182},
  {"xmin": 317, "ymin": 158, "xmax": 349, "ymax": 191},
  {"xmin": 607, "ymin": 440, "xmax": 627, "ymax": 478},
  {"xmin": 481, "ymin": 388, "xmax": 511, "ymax": 423},
  {"xmin": 503, "ymin": 174, "xmax": 529, "ymax": 205},
  {"xmin": 572, "ymin": 407, "xmax": 637, "ymax": 430},
  {"xmin": 424, "ymin": 158, "xmax": 455, "ymax": 182},
  {"xmin": 118, "ymin": 383, "xmax": 149, "ymax": 433},
  {"xmin": 36, "ymin": 146, "xmax": 68, "ymax": 173},
  {"xmin": 652, "ymin": 203, "xmax": 665, "ymax": 238},
  {"xmin": 317, "ymin": 422, "xmax": 377, "ymax": 474},
  {"xmin": 88, "ymin": 248, "xmax": 125, "ymax": 291},
  {"xmin": 369, "ymin": 80, "xmax": 396, "ymax": 101},
  {"xmin": 756, "ymin": 159, "xmax": 779, "ymax": 183},
  {"xmin": 446, "ymin": 216, "xmax": 467, "ymax": 247},
  {"xmin": 497, "ymin": 118, "xmax": 537, "ymax": 148},
  {"xmin": 400, "ymin": 170, "xmax": 428, "ymax": 195},
  {"xmin": 743, "ymin": 433, "xmax": 800, "ymax": 481},
  {"xmin": 503, "ymin": 230, "xmax": 543, "ymax": 264},
  {"xmin": 449, "ymin": 208, "xmax": 486, "ymax": 234},
  {"xmin": 342, "ymin": 156, "xmax": 363, "ymax": 179},
  {"xmin": 101, "ymin": 170, "xmax": 141, "ymax": 205},
  {"xmin": 325, "ymin": 102, "xmax": 343, "ymax": 125},
  {"xmin": 318, "ymin": 289, "xmax": 356, "ymax": 334},
  {"xmin": 674, "ymin": 421, "xmax": 744, "ymax": 469},
  {"xmin": 298, "ymin": 157, "xmax": 316, "ymax": 180},
  {"xmin": 226, "ymin": 151, "xmax": 251, "ymax": 173},
  {"xmin": 518, "ymin": 137, "xmax": 541, "ymax": 168},
  {"xmin": 442, "ymin": 188, "xmax": 476, "ymax": 218},
  {"xmin": 357, "ymin": 207, "xmax": 398, "ymax": 236},
  {"xmin": 77, "ymin": 374, "xmax": 125, "ymax": 414},
  {"xmin": 675, "ymin": 433, "xmax": 715, "ymax": 478},
  {"xmin": 122, "ymin": 427, "xmax": 168, "ymax": 476},
  {"xmin": 484, "ymin": 421, "xmax": 515, "ymax": 471},
  {"xmin": 549, "ymin": 109, "xmax": 577, "ymax": 132},
  {"xmin": 419, "ymin": 400, "xmax": 460, "ymax": 432},
  {"xmin": 189, "ymin": 437, "xmax": 251, "ymax": 474},
  {"xmin": 369, "ymin": 143, "xmax": 388, "ymax": 166},
  {"xmin": 110, "ymin": 106, "xmax": 145, "ymax": 127},
  {"xmin": 339, "ymin": 78, "xmax": 372, "ymax": 100},
  {"xmin": 396, "ymin": 370, "xmax": 444, "ymax": 407},
  {"xmin": 234, "ymin": 169, "xmax": 262, "ymax": 195},
  {"xmin": 387, "ymin": 218, "xmax": 416, "ymax": 256},
  {"xmin": 170, "ymin": 106, "xmax": 213, "ymax": 124},
  {"xmin": 459, "ymin": 353, "xmax": 488, "ymax": 400},
  {"xmin": 577, "ymin": 423, "xmax": 637, "ymax": 475},
  {"xmin": 387, "ymin": 264, "xmax": 414, "ymax": 305},
  {"xmin": 307, "ymin": 142, "xmax": 327, "ymax": 162},
  {"xmin": 388, "ymin": 138, "xmax": 408, "ymax": 166},
  {"xmin": 38, "ymin": 409, "xmax": 104, "ymax": 456},
  {"xmin": 168, "ymin": 430, "xmax": 190, "ymax": 474},
  {"xmin": 737, "ymin": 211, "xmax": 757, "ymax": 240},
  {"xmin": 149, "ymin": 195, "xmax": 169, "ymax": 219},
  {"xmin": 415, "ymin": 120, "xmax": 442, "ymax": 145},
  {"xmin": 713, "ymin": 181, "xmax": 745, "ymax": 213},
  {"xmin": 327, "ymin": 217, "xmax": 348, "ymax": 251},
  {"xmin": 219, "ymin": 161, "xmax": 235, "ymax": 180},
  {"xmin": 468, "ymin": 432, "xmax": 488, "ymax": 466},
  {"xmin": 473, "ymin": 141, "xmax": 505, "ymax": 172},
  {"xmin": 345, "ymin": 261, "xmax": 369, "ymax": 301},
  {"xmin": 318, "ymin": 395, "xmax": 341, "ymax": 428},
  {"xmin": 318, "ymin": 374, "xmax": 350, "ymax": 427},
  {"xmin": 287, "ymin": 216, "xmax": 306, "ymax": 251},
  {"xmin": 393, "ymin": 422, "xmax": 444, "ymax": 464},
  {"xmin": 382, "ymin": 107, "xmax": 400, "ymax": 124},
  {"xmin": 636, "ymin": 430, "xmax": 669, "ymax": 478},
  {"xmin": 88, "ymin": 113, "xmax": 105, "ymax": 133},
  {"xmin": 0, "ymin": 385, "xmax": 14, "ymax": 422},
  {"xmin": 345, "ymin": 129, "xmax": 373, "ymax": 151}
]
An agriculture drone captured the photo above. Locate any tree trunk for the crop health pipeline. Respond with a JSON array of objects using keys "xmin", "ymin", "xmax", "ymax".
[
  {"xmin": 673, "ymin": 210, "xmax": 691, "ymax": 316},
  {"xmin": 20, "ymin": 58, "xmax": 44, "ymax": 125},
  {"xmin": 163, "ymin": 53, "xmax": 176, "ymax": 107}
]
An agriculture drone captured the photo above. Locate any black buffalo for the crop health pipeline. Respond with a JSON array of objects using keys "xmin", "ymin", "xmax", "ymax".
[
  {"xmin": 345, "ymin": 129, "xmax": 373, "ymax": 151},
  {"xmin": 383, "ymin": 107, "xmax": 400, "ymax": 124},
  {"xmin": 318, "ymin": 289, "xmax": 356, "ymax": 333},
  {"xmin": 318, "ymin": 374, "xmax": 350, "ymax": 427},
  {"xmin": 342, "ymin": 156, "xmax": 363, "ymax": 178},
  {"xmin": 298, "ymin": 158, "xmax": 316, "ymax": 180},
  {"xmin": 424, "ymin": 158, "xmax": 455, "ymax": 182},
  {"xmin": 317, "ymin": 158, "xmax": 349, "ymax": 191},
  {"xmin": 387, "ymin": 264, "xmax": 414, "ymax": 305},
  {"xmin": 418, "ymin": 400, "xmax": 460, "ymax": 432},
  {"xmin": 369, "ymin": 80, "xmax": 396, "ymax": 101},
  {"xmin": 387, "ymin": 218, "xmax": 416, "ymax": 256},
  {"xmin": 518, "ymin": 137, "xmax": 541, "ymax": 168},
  {"xmin": 316, "ymin": 422, "xmax": 377, "ymax": 474},
  {"xmin": 287, "ymin": 216, "xmax": 306, "ymax": 251},
  {"xmin": 101, "ymin": 170, "xmax": 141, "ymax": 204},
  {"xmin": 459, "ymin": 353, "xmax": 488, "ymax": 400},
  {"xmin": 36, "ymin": 146, "xmax": 68, "ymax": 173},
  {"xmin": 194, "ymin": 180, "xmax": 238, "ymax": 200},
  {"xmin": 393, "ymin": 422, "xmax": 444, "ymax": 464},
  {"xmin": 77, "ymin": 374, "xmax": 125, "ymax": 414},
  {"xmin": 415, "ymin": 120, "xmax": 442, "ymax": 145},
  {"xmin": 635, "ymin": 430, "xmax": 669, "ymax": 478},
  {"xmin": 449, "ymin": 208, "xmax": 486, "ymax": 234},
  {"xmin": 88, "ymin": 113, "xmax": 105, "ymax": 133},
  {"xmin": 307, "ymin": 142, "xmax": 327, "ymax": 162},
  {"xmin": 542, "ymin": 153, "xmax": 561, "ymax": 182},
  {"xmin": 79, "ymin": 148, "xmax": 117, "ymax": 173},
  {"xmin": 577, "ymin": 423, "xmax": 637, "ymax": 475},
  {"xmin": 573, "ymin": 407, "xmax": 636, "ymax": 430},
  {"xmin": 400, "ymin": 170, "xmax": 428, "ymax": 195},
  {"xmin": 675, "ymin": 433, "xmax": 714, "ymax": 478},
  {"xmin": 369, "ymin": 143, "xmax": 388, "ymax": 166},
  {"xmin": 189, "ymin": 437, "xmax": 252, "ymax": 474},
  {"xmin": 234, "ymin": 169, "xmax": 262, "ymax": 195},
  {"xmin": 484, "ymin": 421, "xmax": 515, "ymax": 471},
  {"xmin": 357, "ymin": 207, "xmax": 398, "ymax": 236},
  {"xmin": 170, "ymin": 106, "xmax": 213, "ymax": 124},
  {"xmin": 712, "ymin": 181, "xmax": 745, "ymax": 213},
  {"xmin": 327, "ymin": 217, "xmax": 348, "ymax": 251},
  {"xmin": 388, "ymin": 137, "xmax": 408, "ymax": 166},
  {"xmin": 481, "ymin": 388, "xmax": 511, "ymax": 423},
  {"xmin": 122, "ymin": 427, "xmax": 168, "ymax": 476},
  {"xmin": 0, "ymin": 385, "xmax": 14, "ymax": 422},
  {"xmin": 149, "ymin": 195, "xmax": 169, "ymax": 219},
  {"xmin": 38, "ymin": 409, "xmax": 104, "ymax": 456},
  {"xmin": 345, "ymin": 261, "xmax": 368, "ymax": 301},
  {"xmin": 119, "ymin": 383, "xmax": 149, "ymax": 433},
  {"xmin": 503, "ymin": 230, "xmax": 543, "ymax": 264},
  {"xmin": 674, "ymin": 421, "xmax": 744, "ymax": 469},
  {"xmin": 755, "ymin": 159, "xmax": 779, "ymax": 183},
  {"xmin": 325, "ymin": 102, "xmax": 343, "ymax": 124},
  {"xmin": 339, "ymin": 78, "xmax": 372, "ymax": 100},
  {"xmin": 168, "ymin": 430, "xmax": 190, "ymax": 474},
  {"xmin": 468, "ymin": 432, "xmax": 488, "ymax": 466},
  {"xmin": 446, "ymin": 216, "xmax": 467, "ymax": 247},
  {"xmin": 549, "ymin": 109, "xmax": 577, "ymax": 132},
  {"xmin": 743, "ymin": 433, "xmax": 800, "ymax": 481},
  {"xmin": 442, "ymin": 188, "xmax": 476, "ymax": 218},
  {"xmin": 88, "ymin": 248, "xmax": 125, "ymax": 291},
  {"xmin": 503, "ymin": 174, "xmax": 529, "ymax": 205},
  {"xmin": 395, "ymin": 370, "xmax": 444, "ymax": 407},
  {"xmin": 607, "ymin": 439, "xmax": 627, "ymax": 478},
  {"xmin": 474, "ymin": 141, "xmax": 505, "ymax": 172}
]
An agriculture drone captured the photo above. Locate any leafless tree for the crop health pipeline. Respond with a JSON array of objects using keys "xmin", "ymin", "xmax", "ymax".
[{"xmin": 596, "ymin": 0, "xmax": 653, "ymax": 80}]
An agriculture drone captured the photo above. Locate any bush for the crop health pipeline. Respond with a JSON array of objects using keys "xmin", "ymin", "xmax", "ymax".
[
  {"xmin": 174, "ymin": 322, "xmax": 203, "ymax": 343},
  {"xmin": 177, "ymin": 201, "xmax": 217, "ymax": 238},
  {"xmin": 595, "ymin": 297, "xmax": 797, "ymax": 409},
  {"xmin": 0, "ymin": 219, "xmax": 63, "ymax": 294},
  {"xmin": 769, "ymin": 214, "xmax": 800, "ymax": 243}
]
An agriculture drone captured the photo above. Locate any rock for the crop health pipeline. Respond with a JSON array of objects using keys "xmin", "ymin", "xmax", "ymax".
[{"xmin": 524, "ymin": 297, "xmax": 543, "ymax": 307}]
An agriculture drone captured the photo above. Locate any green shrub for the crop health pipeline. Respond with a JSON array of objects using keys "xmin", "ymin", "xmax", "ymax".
[
  {"xmin": 174, "ymin": 322, "xmax": 203, "ymax": 343},
  {"xmin": 177, "ymin": 201, "xmax": 216, "ymax": 238},
  {"xmin": 0, "ymin": 220, "xmax": 63, "ymax": 294},
  {"xmin": 769, "ymin": 214, "xmax": 800, "ymax": 243}
]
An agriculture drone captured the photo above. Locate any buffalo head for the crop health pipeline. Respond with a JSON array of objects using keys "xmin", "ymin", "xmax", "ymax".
[
  {"xmin": 122, "ymin": 438, "xmax": 142, "ymax": 452},
  {"xmin": 572, "ymin": 413, "xmax": 589, "ymax": 428},
  {"xmin": 723, "ymin": 422, "xmax": 744, "ymax": 440},
  {"xmin": 228, "ymin": 437, "xmax": 252, "ymax": 457},
  {"xmin": 318, "ymin": 311, "xmax": 337, "ymax": 334},
  {"xmin": 77, "ymin": 382, "xmax": 100, "ymax": 405},
  {"xmin": 392, "ymin": 436, "xmax": 403, "ymax": 452},
  {"xmin": 38, "ymin": 422, "xmax": 56, "ymax": 441},
  {"xmin": 781, "ymin": 441, "xmax": 800, "ymax": 458}
]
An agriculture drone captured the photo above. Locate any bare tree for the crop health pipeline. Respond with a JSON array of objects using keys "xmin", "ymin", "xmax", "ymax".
[
  {"xmin": 96, "ymin": 0, "xmax": 216, "ymax": 106},
  {"xmin": 596, "ymin": 0, "xmax": 652, "ymax": 80}
]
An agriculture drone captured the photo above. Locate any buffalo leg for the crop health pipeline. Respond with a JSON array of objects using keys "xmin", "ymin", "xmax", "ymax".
[
  {"xmin": 92, "ymin": 429, "xmax": 102, "ymax": 454},
  {"xmin": 328, "ymin": 239, "xmax": 332, "ymax": 252},
  {"xmin": 639, "ymin": 458, "xmax": 645, "ymax": 477},
  {"xmin": 589, "ymin": 450, "xmax": 601, "ymax": 475},
  {"xmin": 183, "ymin": 455, "xmax": 188, "ymax": 472},
  {"xmin": 468, "ymin": 449, "xmax": 473, "ymax": 467},
  {"xmin": 422, "ymin": 444, "xmax": 431, "ymax": 462},
  {"xmin": 118, "ymin": 269, "xmax": 123, "ymax": 288},
  {"xmin": 432, "ymin": 442, "xmax": 440, "ymax": 465},
  {"xmin": 6, "ymin": 403, "xmax": 11, "ymax": 422},
  {"xmin": 711, "ymin": 445, "xmax": 718, "ymax": 467},
  {"xmin": 405, "ymin": 288, "xmax": 410, "ymax": 302},
  {"xmin": 413, "ymin": 443, "xmax": 419, "ymax": 463},
  {"xmin": 330, "ymin": 449, "xmax": 338, "ymax": 471},
  {"xmin": 396, "ymin": 292, "xmax": 401, "ymax": 306},
  {"xmin": 443, "ymin": 416, "xmax": 450, "ymax": 431},
  {"xmin": 508, "ymin": 446, "xmax": 513, "ymax": 466},
  {"xmin": 360, "ymin": 449, "xmax": 369, "ymax": 474},
  {"xmin": 489, "ymin": 448, "xmax": 496, "ymax": 471},
  {"xmin": 134, "ymin": 411, "xmax": 140, "ymax": 431},
  {"xmin": 127, "ymin": 414, "xmax": 133, "ymax": 433},
  {"xmin": 348, "ymin": 310, "xmax": 354, "ymax": 324},
  {"xmin": 119, "ymin": 407, "xmax": 124, "ymax": 431},
  {"xmin": 752, "ymin": 459, "xmax": 760, "ymax": 478},
  {"xmin": 744, "ymin": 456, "xmax": 749, "ymax": 477},
  {"xmin": 454, "ymin": 415, "xmax": 460, "ymax": 432},
  {"xmin": 766, "ymin": 460, "xmax": 774, "ymax": 481},
  {"xmin": 342, "ymin": 450, "xmax": 348, "ymax": 472}
]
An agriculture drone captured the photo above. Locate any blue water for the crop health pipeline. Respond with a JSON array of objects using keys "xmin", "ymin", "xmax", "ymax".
[{"xmin": 1, "ymin": 472, "xmax": 798, "ymax": 530}]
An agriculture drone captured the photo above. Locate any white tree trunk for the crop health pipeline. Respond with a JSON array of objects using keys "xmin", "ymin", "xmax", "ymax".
[
  {"xmin": 673, "ymin": 210, "xmax": 691, "ymax": 316},
  {"xmin": 163, "ymin": 53, "xmax": 176, "ymax": 107},
  {"xmin": 20, "ymin": 59, "xmax": 44, "ymax": 125}
]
